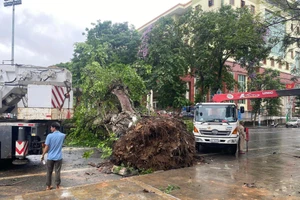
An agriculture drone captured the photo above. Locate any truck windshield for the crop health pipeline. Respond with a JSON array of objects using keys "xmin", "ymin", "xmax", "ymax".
[{"xmin": 194, "ymin": 104, "xmax": 237, "ymax": 123}]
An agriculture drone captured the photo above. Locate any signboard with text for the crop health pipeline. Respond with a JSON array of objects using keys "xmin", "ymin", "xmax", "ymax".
[
  {"xmin": 4, "ymin": 0, "xmax": 22, "ymax": 7},
  {"xmin": 212, "ymin": 90, "xmax": 279, "ymax": 102},
  {"xmin": 212, "ymin": 88, "xmax": 300, "ymax": 102}
]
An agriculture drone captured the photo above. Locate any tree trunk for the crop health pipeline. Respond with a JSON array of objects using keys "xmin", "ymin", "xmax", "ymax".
[
  {"xmin": 253, "ymin": 112, "xmax": 257, "ymax": 126},
  {"xmin": 111, "ymin": 87, "xmax": 135, "ymax": 113},
  {"xmin": 107, "ymin": 84, "xmax": 138, "ymax": 137}
]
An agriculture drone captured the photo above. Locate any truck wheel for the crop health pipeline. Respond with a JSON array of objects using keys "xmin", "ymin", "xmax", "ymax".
[
  {"xmin": 196, "ymin": 143, "xmax": 202, "ymax": 153},
  {"xmin": 196, "ymin": 143, "xmax": 207, "ymax": 153},
  {"xmin": 229, "ymin": 144, "xmax": 237, "ymax": 155}
]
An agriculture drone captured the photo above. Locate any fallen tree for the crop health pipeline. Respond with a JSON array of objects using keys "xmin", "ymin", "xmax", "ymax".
[{"xmin": 111, "ymin": 116, "xmax": 195, "ymax": 171}]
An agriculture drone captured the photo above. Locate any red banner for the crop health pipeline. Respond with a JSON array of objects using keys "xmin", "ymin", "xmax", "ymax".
[{"xmin": 212, "ymin": 90, "xmax": 279, "ymax": 102}]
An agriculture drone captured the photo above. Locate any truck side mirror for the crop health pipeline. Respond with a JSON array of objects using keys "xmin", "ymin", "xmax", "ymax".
[
  {"xmin": 186, "ymin": 106, "xmax": 191, "ymax": 112},
  {"xmin": 240, "ymin": 106, "xmax": 245, "ymax": 113}
]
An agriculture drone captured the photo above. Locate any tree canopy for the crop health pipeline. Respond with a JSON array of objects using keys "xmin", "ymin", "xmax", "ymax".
[
  {"xmin": 180, "ymin": 5, "xmax": 272, "ymax": 96},
  {"xmin": 60, "ymin": 21, "xmax": 146, "ymax": 149},
  {"xmin": 137, "ymin": 17, "xmax": 190, "ymax": 108},
  {"xmin": 67, "ymin": 21, "xmax": 141, "ymax": 86},
  {"xmin": 247, "ymin": 68, "xmax": 283, "ymax": 123}
]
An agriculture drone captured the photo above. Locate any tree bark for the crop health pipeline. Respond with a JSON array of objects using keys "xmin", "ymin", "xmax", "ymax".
[{"xmin": 111, "ymin": 86, "xmax": 135, "ymax": 113}]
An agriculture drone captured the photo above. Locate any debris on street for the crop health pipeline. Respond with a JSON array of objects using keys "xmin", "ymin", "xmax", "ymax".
[
  {"xmin": 88, "ymin": 161, "xmax": 114, "ymax": 174},
  {"xmin": 243, "ymin": 183, "xmax": 256, "ymax": 188},
  {"xmin": 111, "ymin": 116, "xmax": 195, "ymax": 171}
]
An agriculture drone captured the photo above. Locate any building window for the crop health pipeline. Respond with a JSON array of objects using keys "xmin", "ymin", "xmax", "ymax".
[
  {"xmin": 297, "ymin": 26, "xmax": 300, "ymax": 34},
  {"xmin": 209, "ymin": 0, "xmax": 214, "ymax": 7},
  {"xmin": 291, "ymin": 24, "xmax": 294, "ymax": 31},
  {"xmin": 251, "ymin": 5, "xmax": 255, "ymax": 14},
  {"xmin": 286, "ymin": 63, "xmax": 289, "ymax": 70},
  {"xmin": 295, "ymin": 52, "xmax": 300, "ymax": 73},
  {"xmin": 241, "ymin": 0, "xmax": 245, "ymax": 7},
  {"xmin": 228, "ymin": 72, "xmax": 235, "ymax": 93},
  {"xmin": 263, "ymin": 59, "xmax": 267, "ymax": 64},
  {"xmin": 279, "ymin": 62, "xmax": 282, "ymax": 69},
  {"xmin": 291, "ymin": 50, "xmax": 294, "ymax": 59},
  {"xmin": 271, "ymin": 59, "xmax": 274, "ymax": 67},
  {"xmin": 238, "ymin": 74, "xmax": 246, "ymax": 104},
  {"xmin": 238, "ymin": 75, "xmax": 246, "ymax": 92},
  {"xmin": 230, "ymin": 0, "xmax": 234, "ymax": 5},
  {"xmin": 265, "ymin": 10, "xmax": 285, "ymax": 57}
]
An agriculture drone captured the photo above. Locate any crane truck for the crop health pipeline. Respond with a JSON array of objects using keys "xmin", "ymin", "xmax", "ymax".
[
  {"xmin": 0, "ymin": 64, "xmax": 73, "ymax": 164},
  {"xmin": 193, "ymin": 88, "xmax": 300, "ymax": 154}
]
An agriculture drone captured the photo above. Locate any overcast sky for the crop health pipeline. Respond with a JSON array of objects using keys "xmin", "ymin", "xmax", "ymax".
[{"xmin": 0, "ymin": 0, "xmax": 188, "ymax": 66}]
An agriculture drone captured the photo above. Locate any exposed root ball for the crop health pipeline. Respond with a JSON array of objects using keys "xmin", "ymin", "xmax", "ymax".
[{"xmin": 111, "ymin": 117, "xmax": 195, "ymax": 171}]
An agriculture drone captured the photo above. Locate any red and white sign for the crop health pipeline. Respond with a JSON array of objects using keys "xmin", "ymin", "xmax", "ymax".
[
  {"xmin": 52, "ymin": 86, "xmax": 66, "ymax": 108},
  {"xmin": 15, "ymin": 141, "xmax": 29, "ymax": 157},
  {"xmin": 212, "ymin": 90, "xmax": 279, "ymax": 102}
]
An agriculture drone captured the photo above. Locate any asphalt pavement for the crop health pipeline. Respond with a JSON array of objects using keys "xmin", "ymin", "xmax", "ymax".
[{"xmin": 4, "ymin": 127, "xmax": 300, "ymax": 200}]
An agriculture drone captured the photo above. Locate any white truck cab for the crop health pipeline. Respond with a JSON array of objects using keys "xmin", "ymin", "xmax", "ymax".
[{"xmin": 193, "ymin": 102, "xmax": 243, "ymax": 154}]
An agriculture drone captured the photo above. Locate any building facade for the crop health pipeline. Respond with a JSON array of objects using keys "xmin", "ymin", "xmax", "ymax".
[{"xmin": 139, "ymin": 0, "xmax": 300, "ymax": 119}]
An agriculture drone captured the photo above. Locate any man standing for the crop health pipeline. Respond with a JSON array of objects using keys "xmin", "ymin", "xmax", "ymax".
[
  {"xmin": 238, "ymin": 121, "xmax": 246, "ymax": 154},
  {"xmin": 41, "ymin": 122, "xmax": 65, "ymax": 190}
]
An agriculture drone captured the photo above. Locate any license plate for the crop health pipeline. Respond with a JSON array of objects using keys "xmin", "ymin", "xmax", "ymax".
[{"xmin": 211, "ymin": 139, "xmax": 219, "ymax": 143}]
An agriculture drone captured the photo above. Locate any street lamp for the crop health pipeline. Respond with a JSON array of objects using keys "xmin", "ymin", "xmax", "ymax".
[{"xmin": 3, "ymin": 0, "xmax": 22, "ymax": 65}]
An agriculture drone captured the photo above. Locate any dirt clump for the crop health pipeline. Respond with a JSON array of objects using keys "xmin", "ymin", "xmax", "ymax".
[
  {"xmin": 111, "ymin": 116, "xmax": 195, "ymax": 171},
  {"xmin": 88, "ymin": 161, "xmax": 114, "ymax": 174}
]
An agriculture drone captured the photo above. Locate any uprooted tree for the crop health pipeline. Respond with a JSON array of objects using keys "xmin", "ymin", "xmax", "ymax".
[{"xmin": 59, "ymin": 21, "xmax": 196, "ymax": 171}]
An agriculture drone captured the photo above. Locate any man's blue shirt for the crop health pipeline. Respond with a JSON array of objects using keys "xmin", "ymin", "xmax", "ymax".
[{"xmin": 45, "ymin": 131, "xmax": 65, "ymax": 160}]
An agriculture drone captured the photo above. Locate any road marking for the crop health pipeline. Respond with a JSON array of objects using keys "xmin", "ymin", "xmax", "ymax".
[{"xmin": 0, "ymin": 167, "xmax": 95, "ymax": 181}]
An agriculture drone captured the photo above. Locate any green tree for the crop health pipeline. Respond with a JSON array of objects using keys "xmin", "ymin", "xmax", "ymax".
[
  {"xmin": 60, "ymin": 21, "xmax": 146, "ymax": 155},
  {"xmin": 72, "ymin": 62, "xmax": 145, "ymax": 137},
  {"xmin": 85, "ymin": 21, "xmax": 140, "ymax": 65},
  {"xmin": 247, "ymin": 69, "xmax": 283, "ymax": 124},
  {"xmin": 68, "ymin": 21, "xmax": 141, "ymax": 86},
  {"xmin": 137, "ymin": 17, "xmax": 190, "ymax": 108},
  {"xmin": 181, "ymin": 5, "xmax": 272, "ymax": 96}
]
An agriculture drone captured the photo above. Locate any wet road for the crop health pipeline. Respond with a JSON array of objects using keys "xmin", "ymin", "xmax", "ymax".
[
  {"xmin": 203, "ymin": 126, "xmax": 300, "ymax": 159},
  {"xmin": 194, "ymin": 127, "xmax": 300, "ymax": 199},
  {"xmin": 0, "ymin": 147, "xmax": 120, "ymax": 199},
  {"xmin": 1, "ymin": 127, "xmax": 300, "ymax": 199}
]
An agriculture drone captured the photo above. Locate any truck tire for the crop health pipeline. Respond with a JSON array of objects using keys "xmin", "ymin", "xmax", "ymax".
[
  {"xmin": 196, "ymin": 143, "xmax": 207, "ymax": 153},
  {"xmin": 196, "ymin": 143, "xmax": 202, "ymax": 153},
  {"xmin": 229, "ymin": 144, "xmax": 238, "ymax": 155}
]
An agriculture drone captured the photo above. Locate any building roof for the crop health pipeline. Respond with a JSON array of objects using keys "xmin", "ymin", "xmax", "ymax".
[{"xmin": 137, "ymin": 1, "xmax": 192, "ymax": 32}]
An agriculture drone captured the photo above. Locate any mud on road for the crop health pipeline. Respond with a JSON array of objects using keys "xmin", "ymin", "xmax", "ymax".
[{"xmin": 0, "ymin": 147, "xmax": 120, "ymax": 199}]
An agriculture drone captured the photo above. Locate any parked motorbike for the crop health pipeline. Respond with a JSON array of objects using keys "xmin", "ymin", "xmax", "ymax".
[{"xmin": 270, "ymin": 122, "xmax": 278, "ymax": 127}]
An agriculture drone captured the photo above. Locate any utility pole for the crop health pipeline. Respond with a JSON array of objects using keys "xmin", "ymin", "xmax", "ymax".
[{"xmin": 4, "ymin": 0, "xmax": 22, "ymax": 65}]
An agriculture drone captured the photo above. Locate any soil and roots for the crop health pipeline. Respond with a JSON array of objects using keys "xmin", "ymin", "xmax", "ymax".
[{"xmin": 111, "ymin": 116, "xmax": 195, "ymax": 171}]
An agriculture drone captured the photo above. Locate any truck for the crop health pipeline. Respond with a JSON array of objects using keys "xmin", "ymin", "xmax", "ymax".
[
  {"xmin": 193, "ymin": 88, "xmax": 300, "ymax": 154},
  {"xmin": 0, "ymin": 64, "xmax": 73, "ymax": 164},
  {"xmin": 193, "ymin": 102, "xmax": 243, "ymax": 154}
]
